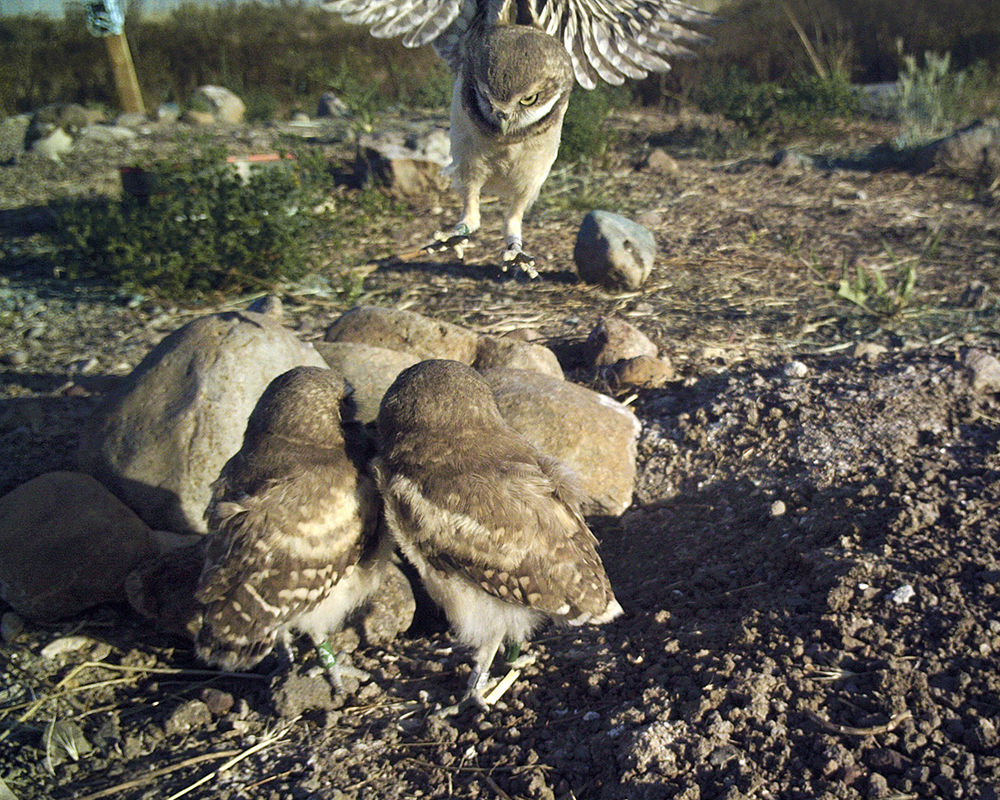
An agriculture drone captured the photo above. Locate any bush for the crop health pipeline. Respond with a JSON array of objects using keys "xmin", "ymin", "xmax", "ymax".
[
  {"xmin": 695, "ymin": 68, "xmax": 858, "ymax": 133},
  {"xmin": 558, "ymin": 84, "xmax": 629, "ymax": 163},
  {"xmin": 48, "ymin": 146, "xmax": 327, "ymax": 297}
]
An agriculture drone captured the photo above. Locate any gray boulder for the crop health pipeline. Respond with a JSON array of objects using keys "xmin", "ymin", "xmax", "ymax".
[
  {"xmin": 355, "ymin": 128, "xmax": 452, "ymax": 200},
  {"xmin": 314, "ymin": 341, "xmax": 421, "ymax": 425},
  {"xmin": 574, "ymin": 210, "xmax": 656, "ymax": 291},
  {"xmin": 78, "ymin": 308, "xmax": 327, "ymax": 533},
  {"xmin": 482, "ymin": 368, "xmax": 641, "ymax": 516},
  {"xmin": 185, "ymin": 86, "xmax": 246, "ymax": 125},
  {"xmin": 325, "ymin": 305, "xmax": 479, "ymax": 364},
  {"xmin": 0, "ymin": 472, "xmax": 159, "ymax": 620},
  {"xmin": 474, "ymin": 335, "xmax": 564, "ymax": 379}
]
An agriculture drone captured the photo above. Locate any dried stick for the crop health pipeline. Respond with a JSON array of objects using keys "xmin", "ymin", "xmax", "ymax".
[
  {"xmin": 163, "ymin": 719, "xmax": 295, "ymax": 800},
  {"xmin": 70, "ymin": 750, "xmax": 242, "ymax": 800},
  {"xmin": 806, "ymin": 708, "xmax": 912, "ymax": 736}
]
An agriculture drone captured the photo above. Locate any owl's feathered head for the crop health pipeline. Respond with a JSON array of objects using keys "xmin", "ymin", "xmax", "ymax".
[
  {"xmin": 245, "ymin": 366, "xmax": 353, "ymax": 444},
  {"xmin": 465, "ymin": 25, "xmax": 574, "ymax": 136},
  {"xmin": 378, "ymin": 359, "xmax": 505, "ymax": 449}
]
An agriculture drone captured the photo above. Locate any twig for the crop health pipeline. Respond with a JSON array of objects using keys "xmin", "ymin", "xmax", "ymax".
[
  {"xmin": 484, "ymin": 773, "xmax": 514, "ymax": 800},
  {"xmin": 483, "ymin": 669, "xmax": 520, "ymax": 706},
  {"xmin": 69, "ymin": 750, "xmax": 242, "ymax": 800},
  {"xmin": 806, "ymin": 708, "xmax": 912, "ymax": 736},
  {"xmin": 0, "ymin": 662, "xmax": 264, "ymax": 743},
  {"xmin": 163, "ymin": 718, "xmax": 296, "ymax": 800}
]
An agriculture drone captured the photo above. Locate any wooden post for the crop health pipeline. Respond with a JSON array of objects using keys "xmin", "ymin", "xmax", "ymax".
[{"xmin": 104, "ymin": 31, "xmax": 145, "ymax": 114}]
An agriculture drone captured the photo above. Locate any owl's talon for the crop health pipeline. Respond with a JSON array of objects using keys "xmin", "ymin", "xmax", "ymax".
[
  {"xmin": 501, "ymin": 246, "xmax": 539, "ymax": 280},
  {"xmin": 423, "ymin": 225, "xmax": 473, "ymax": 259}
]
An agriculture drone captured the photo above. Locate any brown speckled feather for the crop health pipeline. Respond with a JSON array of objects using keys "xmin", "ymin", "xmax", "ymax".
[{"xmin": 195, "ymin": 367, "xmax": 383, "ymax": 672}]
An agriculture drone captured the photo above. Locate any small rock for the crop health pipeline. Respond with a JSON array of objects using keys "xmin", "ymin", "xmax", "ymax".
[
  {"xmin": 474, "ymin": 335, "xmax": 563, "ymax": 379},
  {"xmin": 201, "ymin": 688, "xmax": 235, "ymax": 717},
  {"xmin": 325, "ymin": 305, "xmax": 479, "ymax": 364},
  {"xmin": 784, "ymin": 360, "xmax": 809, "ymax": 379},
  {"xmin": 574, "ymin": 211, "xmax": 656, "ymax": 291},
  {"xmin": 888, "ymin": 584, "xmax": 915, "ymax": 604},
  {"xmin": 245, "ymin": 294, "xmax": 283, "ymax": 317},
  {"xmin": 964, "ymin": 716, "xmax": 999, "ymax": 752},
  {"xmin": 164, "ymin": 699, "xmax": 213, "ymax": 736},
  {"xmin": 359, "ymin": 562, "xmax": 416, "ymax": 647},
  {"xmin": 867, "ymin": 772, "xmax": 890, "ymax": 799},
  {"xmin": 769, "ymin": 500, "xmax": 787, "ymax": 518},
  {"xmin": 608, "ymin": 355, "xmax": 674, "ymax": 389},
  {"xmin": 771, "ymin": 148, "xmax": 813, "ymax": 172},
  {"xmin": 187, "ymin": 85, "xmax": 245, "ymax": 124},
  {"xmin": 354, "ymin": 129, "xmax": 451, "ymax": 200},
  {"xmin": 1, "ymin": 350, "xmax": 29, "ymax": 368},
  {"xmin": 962, "ymin": 348, "xmax": 1000, "ymax": 393},
  {"xmin": 643, "ymin": 148, "xmax": 678, "ymax": 174},
  {"xmin": 482, "ymin": 368, "xmax": 641, "ymax": 515},
  {"xmin": 586, "ymin": 317, "xmax": 659, "ymax": 367},
  {"xmin": 853, "ymin": 342, "xmax": 888, "ymax": 362},
  {"xmin": 1, "ymin": 611, "xmax": 24, "ymax": 643},
  {"xmin": 314, "ymin": 341, "xmax": 420, "ymax": 425},
  {"xmin": 0, "ymin": 471, "xmax": 158, "ymax": 620},
  {"xmin": 24, "ymin": 103, "xmax": 91, "ymax": 161}
]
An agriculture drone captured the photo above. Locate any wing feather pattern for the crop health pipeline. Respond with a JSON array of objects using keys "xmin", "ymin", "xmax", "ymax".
[
  {"xmin": 382, "ymin": 444, "xmax": 615, "ymax": 621},
  {"xmin": 323, "ymin": 0, "xmax": 712, "ymax": 87}
]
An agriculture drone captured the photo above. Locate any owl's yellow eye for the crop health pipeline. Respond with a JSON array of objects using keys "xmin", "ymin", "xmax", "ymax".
[{"xmin": 519, "ymin": 93, "xmax": 539, "ymax": 106}]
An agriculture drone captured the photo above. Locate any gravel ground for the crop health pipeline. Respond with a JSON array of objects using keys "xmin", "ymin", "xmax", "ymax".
[{"xmin": 1, "ymin": 110, "xmax": 999, "ymax": 800}]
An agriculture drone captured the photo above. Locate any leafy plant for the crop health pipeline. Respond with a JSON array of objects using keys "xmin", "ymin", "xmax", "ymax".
[
  {"xmin": 836, "ymin": 260, "xmax": 918, "ymax": 318},
  {"xmin": 893, "ymin": 51, "xmax": 964, "ymax": 148},
  {"xmin": 48, "ymin": 146, "xmax": 329, "ymax": 297},
  {"xmin": 695, "ymin": 67, "xmax": 858, "ymax": 134},
  {"xmin": 558, "ymin": 84, "xmax": 627, "ymax": 163}
]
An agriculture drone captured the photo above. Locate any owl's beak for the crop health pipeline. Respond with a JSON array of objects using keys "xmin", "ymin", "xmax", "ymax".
[{"xmin": 493, "ymin": 108, "xmax": 511, "ymax": 135}]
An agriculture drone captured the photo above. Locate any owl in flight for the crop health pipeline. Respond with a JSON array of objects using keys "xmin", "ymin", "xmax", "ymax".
[
  {"xmin": 323, "ymin": 0, "xmax": 712, "ymax": 277},
  {"xmin": 195, "ymin": 367, "xmax": 387, "ymax": 690},
  {"xmin": 375, "ymin": 360, "xmax": 623, "ymax": 710}
]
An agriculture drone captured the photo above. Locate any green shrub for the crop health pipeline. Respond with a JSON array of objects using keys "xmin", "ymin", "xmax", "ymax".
[
  {"xmin": 695, "ymin": 67, "xmax": 858, "ymax": 133},
  {"xmin": 48, "ymin": 146, "xmax": 325, "ymax": 297},
  {"xmin": 558, "ymin": 84, "xmax": 628, "ymax": 163}
]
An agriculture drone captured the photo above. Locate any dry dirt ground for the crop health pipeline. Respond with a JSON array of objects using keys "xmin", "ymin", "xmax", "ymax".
[{"xmin": 0, "ymin": 109, "xmax": 999, "ymax": 800}]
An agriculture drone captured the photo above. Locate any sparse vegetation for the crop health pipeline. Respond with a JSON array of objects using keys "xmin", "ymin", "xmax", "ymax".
[{"xmin": 47, "ymin": 145, "xmax": 331, "ymax": 296}]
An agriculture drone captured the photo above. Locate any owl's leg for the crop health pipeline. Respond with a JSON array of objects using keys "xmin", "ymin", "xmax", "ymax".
[
  {"xmin": 425, "ymin": 180, "xmax": 483, "ymax": 260},
  {"xmin": 315, "ymin": 640, "xmax": 370, "ymax": 694},
  {"xmin": 438, "ymin": 635, "xmax": 504, "ymax": 716},
  {"xmin": 500, "ymin": 199, "xmax": 539, "ymax": 280}
]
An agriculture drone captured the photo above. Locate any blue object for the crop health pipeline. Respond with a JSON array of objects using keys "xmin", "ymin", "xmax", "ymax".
[{"xmin": 84, "ymin": 0, "xmax": 125, "ymax": 37}]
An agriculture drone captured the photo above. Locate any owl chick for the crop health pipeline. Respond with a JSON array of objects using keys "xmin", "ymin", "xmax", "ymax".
[
  {"xmin": 323, "ymin": 0, "xmax": 712, "ymax": 276},
  {"xmin": 375, "ymin": 359, "xmax": 622, "ymax": 708},
  {"xmin": 195, "ymin": 366, "xmax": 386, "ymax": 688}
]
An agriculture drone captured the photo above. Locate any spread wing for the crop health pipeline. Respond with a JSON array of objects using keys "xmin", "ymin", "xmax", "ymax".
[
  {"xmin": 379, "ymin": 443, "xmax": 617, "ymax": 622},
  {"xmin": 321, "ymin": 0, "xmax": 713, "ymax": 87}
]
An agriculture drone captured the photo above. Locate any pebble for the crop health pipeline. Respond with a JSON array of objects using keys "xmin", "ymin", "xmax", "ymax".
[
  {"xmin": 201, "ymin": 687, "xmax": 235, "ymax": 716},
  {"xmin": 769, "ymin": 500, "xmax": 787, "ymax": 518},
  {"xmin": 0, "ymin": 350, "xmax": 28, "ymax": 368},
  {"xmin": 888, "ymin": 584, "xmax": 916, "ymax": 604},
  {"xmin": 783, "ymin": 361, "xmax": 809, "ymax": 379}
]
